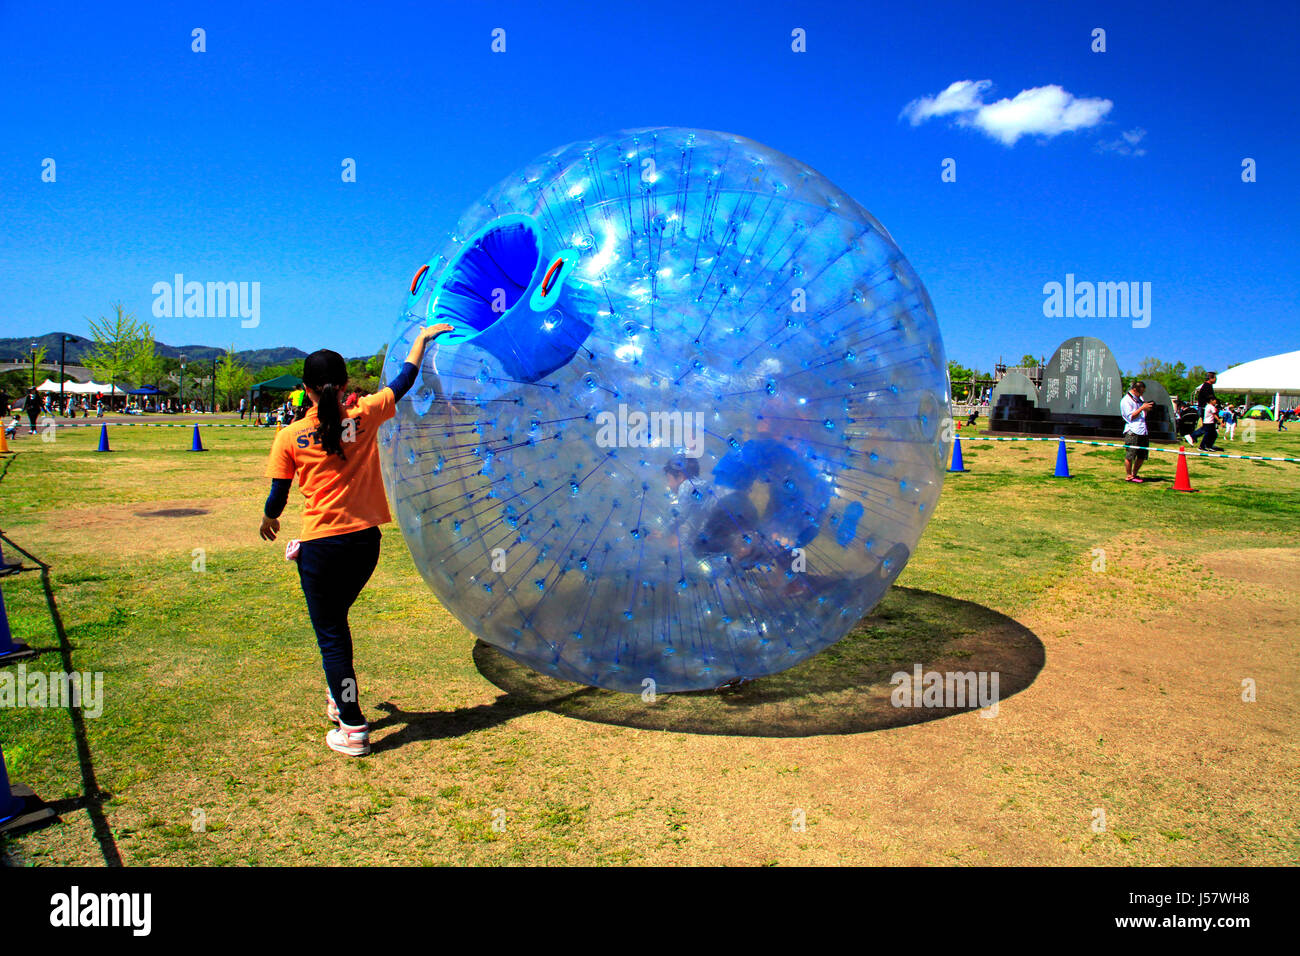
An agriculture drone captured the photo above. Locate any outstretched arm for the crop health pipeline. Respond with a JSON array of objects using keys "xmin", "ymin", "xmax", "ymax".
[
  {"xmin": 405, "ymin": 323, "xmax": 454, "ymax": 367},
  {"xmin": 388, "ymin": 323, "xmax": 455, "ymax": 401}
]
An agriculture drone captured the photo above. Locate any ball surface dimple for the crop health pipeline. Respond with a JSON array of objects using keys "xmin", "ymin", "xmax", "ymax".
[{"xmin": 381, "ymin": 127, "xmax": 949, "ymax": 693}]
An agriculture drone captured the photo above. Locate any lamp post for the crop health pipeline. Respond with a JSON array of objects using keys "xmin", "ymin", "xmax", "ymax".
[
  {"xmin": 59, "ymin": 335, "xmax": 74, "ymax": 416},
  {"xmin": 211, "ymin": 358, "xmax": 217, "ymax": 413},
  {"xmin": 179, "ymin": 354, "xmax": 186, "ymax": 414},
  {"xmin": 29, "ymin": 342, "xmax": 37, "ymax": 390}
]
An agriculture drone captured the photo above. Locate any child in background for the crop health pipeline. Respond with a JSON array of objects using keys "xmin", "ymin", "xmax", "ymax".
[{"xmin": 1219, "ymin": 402, "xmax": 1236, "ymax": 441}]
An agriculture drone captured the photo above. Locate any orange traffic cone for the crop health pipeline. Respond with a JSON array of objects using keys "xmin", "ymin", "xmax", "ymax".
[
  {"xmin": 0, "ymin": 428, "xmax": 8, "ymax": 453},
  {"xmin": 1170, "ymin": 447, "xmax": 1196, "ymax": 492}
]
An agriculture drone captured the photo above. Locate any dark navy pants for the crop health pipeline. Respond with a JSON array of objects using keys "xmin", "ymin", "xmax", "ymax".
[{"xmin": 296, "ymin": 526, "xmax": 381, "ymax": 726}]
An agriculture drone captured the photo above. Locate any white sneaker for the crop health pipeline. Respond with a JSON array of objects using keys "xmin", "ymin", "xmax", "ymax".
[
  {"xmin": 1184, "ymin": 435, "xmax": 1194, "ymax": 445},
  {"xmin": 327, "ymin": 722, "xmax": 370, "ymax": 757}
]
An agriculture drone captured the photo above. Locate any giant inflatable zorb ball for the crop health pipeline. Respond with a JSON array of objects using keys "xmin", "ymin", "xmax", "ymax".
[{"xmin": 380, "ymin": 127, "xmax": 948, "ymax": 694}]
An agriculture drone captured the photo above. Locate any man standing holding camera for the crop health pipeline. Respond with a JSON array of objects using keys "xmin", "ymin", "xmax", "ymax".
[{"xmin": 1121, "ymin": 380, "xmax": 1155, "ymax": 484}]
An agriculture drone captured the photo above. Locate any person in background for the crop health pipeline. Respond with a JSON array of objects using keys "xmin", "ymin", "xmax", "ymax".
[
  {"xmin": 258, "ymin": 323, "xmax": 454, "ymax": 757},
  {"xmin": 1120, "ymin": 380, "xmax": 1155, "ymax": 484},
  {"xmin": 23, "ymin": 389, "xmax": 39, "ymax": 434},
  {"xmin": 1198, "ymin": 398, "xmax": 1223, "ymax": 452},
  {"xmin": 1195, "ymin": 371, "xmax": 1218, "ymax": 410},
  {"xmin": 1219, "ymin": 401, "xmax": 1236, "ymax": 441},
  {"xmin": 239, "ymin": 396, "xmax": 247, "ymax": 420},
  {"xmin": 660, "ymin": 454, "xmax": 711, "ymax": 553},
  {"xmin": 1186, "ymin": 372, "xmax": 1218, "ymax": 447}
]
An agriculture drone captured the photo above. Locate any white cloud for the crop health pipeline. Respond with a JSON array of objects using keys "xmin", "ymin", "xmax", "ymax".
[
  {"xmin": 1097, "ymin": 128, "xmax": 1148, "ymax": 156},
  {"xmin": 901, "ymin": 80, "xmax": 1115, "ymax": 147},
  {"xmin": 900, "ymin": 80, "xmax": 993, "ymax": 125}
]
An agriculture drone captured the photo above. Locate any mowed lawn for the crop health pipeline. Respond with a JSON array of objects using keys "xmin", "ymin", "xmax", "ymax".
[{"xmin": 1, "ymin": 416, "xmax": 1298, "ymax": 866}]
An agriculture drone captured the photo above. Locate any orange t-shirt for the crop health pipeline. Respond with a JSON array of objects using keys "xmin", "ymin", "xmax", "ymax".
[{"xmin": 264, "ymin": 388, "xmax": 396, "ymax": 541}]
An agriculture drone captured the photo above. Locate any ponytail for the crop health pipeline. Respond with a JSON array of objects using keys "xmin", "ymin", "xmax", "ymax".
[
  {"xmin": 316, "ymin": 383, "xmax": 346, "ymax": 459},
  {"xmin": 302, "ymin": 349, "xmax": 349, "ymax": 460}
]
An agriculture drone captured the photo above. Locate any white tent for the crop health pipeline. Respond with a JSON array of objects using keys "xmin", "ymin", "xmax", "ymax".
[
  {"xmin": 1215, "ymin": 350, "xmax": 1300, "ymax": 411},
  {"xmin": 1216, "ymin": 351, "xmax": 1300, "ymax": 392},
  {"xmin": 34, "ymin": 379, "xmax": 121, "ymax": 394},
  {"xmin": 45, "ymin": 381, "xmax": 127, "ymax": 395}
]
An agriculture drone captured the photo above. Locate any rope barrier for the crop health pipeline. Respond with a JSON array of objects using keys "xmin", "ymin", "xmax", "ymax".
[
  {"xmin": 957, "ymin": 433, "xmax": 1300, "ymax": 464},
  {"xmin": 10, "ymin": 421, "xmax": 1300, "ymax": 463},
  {"xmin": 33, "ymin": 421, "xmax": 263, "ymax": 429}
]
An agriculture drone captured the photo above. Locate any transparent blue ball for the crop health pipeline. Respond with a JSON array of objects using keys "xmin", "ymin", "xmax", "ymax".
[{"xmin": 381, "ymin": 127, "xmax": 948, "ymax": 694}]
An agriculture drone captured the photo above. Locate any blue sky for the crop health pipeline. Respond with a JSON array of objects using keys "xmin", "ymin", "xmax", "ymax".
[{"xmin": 1, "ymin": 0, "xmax": 1296, "ymax": 372}]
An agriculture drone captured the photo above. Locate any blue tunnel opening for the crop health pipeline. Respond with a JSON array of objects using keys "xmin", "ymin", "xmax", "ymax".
[{"xmin": 432, "ymin": 217, "xmax": 540, "ymax": 332}]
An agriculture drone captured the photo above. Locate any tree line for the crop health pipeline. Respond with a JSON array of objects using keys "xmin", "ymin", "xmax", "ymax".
[{"xmin": 2, "ymin": 302, "xmax": 381, "ymax": 411}]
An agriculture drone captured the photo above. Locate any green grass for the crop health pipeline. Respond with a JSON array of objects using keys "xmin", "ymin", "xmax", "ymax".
[{"xmin": 1, "ymin": 418, "xmax": 1298, "ymax": 865}]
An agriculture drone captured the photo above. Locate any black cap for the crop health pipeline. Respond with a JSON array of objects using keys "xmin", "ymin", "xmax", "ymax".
[{"xmin": 303, "ymin": 349, "xmax": 347, "ymax": 388}]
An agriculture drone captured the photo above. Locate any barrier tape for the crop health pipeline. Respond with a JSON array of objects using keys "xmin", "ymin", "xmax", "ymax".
[
  {"xmin": 958, "ymin": 434, "xmax": 1300, "ymax": 464},
  {"xmin": 30, "ymin": 421, "xmax": 264, "ymax": 429},
  {"xmin": 10, "ymin": 421, "xmax": 1300, "ymax": 463}
]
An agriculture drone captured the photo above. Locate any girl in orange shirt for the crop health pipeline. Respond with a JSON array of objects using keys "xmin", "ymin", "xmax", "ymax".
[{"xmin": 260, "ymin": 323, "xmax": 451, "ymax": 756}]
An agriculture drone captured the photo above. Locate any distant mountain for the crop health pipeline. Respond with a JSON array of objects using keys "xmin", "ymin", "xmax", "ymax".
[{"xmin": 0, "ymin": 332, "xmax": 308, "ymax": 371}]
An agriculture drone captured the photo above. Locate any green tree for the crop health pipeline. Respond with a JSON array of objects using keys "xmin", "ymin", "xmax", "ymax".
[
  {"xmin": 947, "ymin": 359, "xmax": 989, "ymax": 402},
  {"xmin": 216, "ymin": 344, "xmax": 254, "ymax": 409},
  {"xmin": 1137, "ymin": 357, "xmax": 1191, "ymax": 400},
  {"xmin": 87, "ymin": 303, "xmax": 148, "ymax": 391},
  {"xmin": 257, "ymin": 358, "xmax": 306, "ymax": 383},
  {"xmin": 129, "ymin": 324, "xmax": 166, "ymax": 388},
  {"xmin": 947, "ymin": 359, "xmax": 973, "ymax": 385},
  {"xmin": 1018, "ymin": 354, "xmax": 1039, "ymax": 368},
  {"xmin": 29, "ymin": 343, "xmax": 48, "ymax": 387}
]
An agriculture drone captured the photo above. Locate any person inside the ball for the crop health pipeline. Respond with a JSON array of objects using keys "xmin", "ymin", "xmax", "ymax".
[{"xmin": 258, "ymin": 322, "xmax": 453, "ymax": 757}]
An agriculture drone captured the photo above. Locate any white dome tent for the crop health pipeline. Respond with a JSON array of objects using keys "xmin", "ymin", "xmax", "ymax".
[
  {"xmin": 34, "ymin": 380, "xmax": 126, "ymax": 395},
  {"xmin": 1214, "ymin": 350, "xmax": 1300, "ymax": 412}
]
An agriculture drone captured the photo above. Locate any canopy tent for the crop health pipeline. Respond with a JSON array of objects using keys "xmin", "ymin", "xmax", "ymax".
[
  {"xmin": 1215, "ymin": 350, "xmax": 1300, "ymax": 411},
  {"xmin": 1245, "ymin": 405, "xmax": 1276, "ymax": 420},
  {"xmin": 126, "ymin": 385, "xmax": 166, "ymax": 395},
  {"xmin": 251, "ymin": 374, "xmax": 302, "ymax": 396},
  {"xmin": 1216, "ymin": 351, "xmax": 1300, "ymax": 392},
  {"xmin": 35, "ymin": 379, "xmax": 125, "ymax": 395},
  {"xmin": 61, "ymin": 381, "xmax": 126, "ymax": 395}
]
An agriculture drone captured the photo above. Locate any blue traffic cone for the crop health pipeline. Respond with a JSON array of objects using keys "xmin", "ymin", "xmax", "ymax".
[
  {"xmin": 190, "ymin": 424, "xmax": 205, "ymax": 452},
  {"xmin": 0, "ymin": 580, "xmax": 34, "ymax": 663},
  {"xmin": 0, "ymin": 745, "xmax": 25, "ymax": 824},
  {"xmin": 0, "ymin": 740, "xmax": 55, "ymax": 831},
  {"xmin": 0, "ymin": 537, "xmax": 21, "ymax": 576},
  {"xmin": 949, "ymin": 436, "xmax": 968, "ymax": 472},
  {"xmin": 1053, "ymin": 438, "xmax": 1071, "ymax": 478},
  {"xmin": 96, "ymin": 424, "xmax": 111, "ymax": 452}
]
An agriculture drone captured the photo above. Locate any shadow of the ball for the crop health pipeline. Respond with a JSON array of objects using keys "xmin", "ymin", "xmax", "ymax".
[{"xmin": 472, "ymin": 587, "xmax": 1045, "ymax": 737}]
